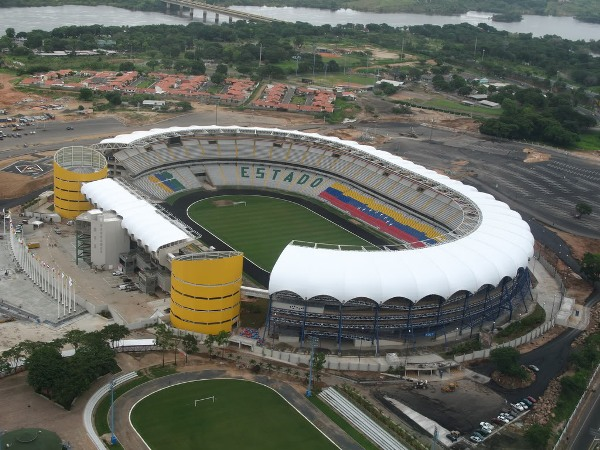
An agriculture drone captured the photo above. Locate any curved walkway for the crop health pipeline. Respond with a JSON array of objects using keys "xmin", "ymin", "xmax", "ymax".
[{"xmin": 111, "ymin": 366, "xmax": 363, "ymax": 450}]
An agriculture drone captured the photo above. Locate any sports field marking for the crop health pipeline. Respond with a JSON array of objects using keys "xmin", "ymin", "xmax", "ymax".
[
  {"xmin": 194, "ymin": 396, "xmax": 215, "ymax": 405},
  {"xmin": 186, "ymin": 194, "xmax": 378, "ymax": 271},
  {"xmin": 129, "ymin": 378, "xmax": 340, "ymax": 450}
]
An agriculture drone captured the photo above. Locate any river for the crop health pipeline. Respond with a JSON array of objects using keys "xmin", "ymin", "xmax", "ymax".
[{"xmin": 0, "ymin": 5, "xmax": 599, "ymax": 41}]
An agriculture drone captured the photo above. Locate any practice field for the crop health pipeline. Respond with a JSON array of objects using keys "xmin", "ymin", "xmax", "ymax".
[
  {"xmin": 130, "ymin": 379, "xmax": 338, "ymax": 450},
  {"xmin": 187, "ymin": 195, "xmax": 375, "ymax": 270}
]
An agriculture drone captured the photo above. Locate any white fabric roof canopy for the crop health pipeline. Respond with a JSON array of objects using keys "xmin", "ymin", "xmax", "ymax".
[{"xmin": 81, "ymin": 178, "xmax": 190, "ymax": 253}]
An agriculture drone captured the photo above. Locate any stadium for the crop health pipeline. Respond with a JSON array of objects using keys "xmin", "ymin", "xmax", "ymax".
[{"xmin": 68, "ymin": 125, "xmax": 534, "ymax": 352}]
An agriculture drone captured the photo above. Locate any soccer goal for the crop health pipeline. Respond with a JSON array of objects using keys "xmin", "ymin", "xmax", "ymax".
[
  {"xmin": 232, "ymin": 201, "xmax": 247, "ymax": 207},
  {"xmin": 194, "ymin": 396, "xmax": 215, "ymax": 406}
]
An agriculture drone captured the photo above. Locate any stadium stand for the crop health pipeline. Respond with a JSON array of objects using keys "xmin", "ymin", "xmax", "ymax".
[
  {"xmin": 92, "ymin": 126, "xmax": 534, "ymax": 351},
  {"xmin": 319, "ymin": 387, "xmax": 408, "ymax": 450}
]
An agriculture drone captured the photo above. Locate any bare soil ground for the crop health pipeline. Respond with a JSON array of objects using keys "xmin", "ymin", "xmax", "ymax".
[{"xmin": 376, "ymin": 378, "xmax": 507, "ymax": 435}]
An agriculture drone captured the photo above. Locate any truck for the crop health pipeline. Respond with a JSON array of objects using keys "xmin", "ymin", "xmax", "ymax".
[{"xmin": 26, "ymin": 242, "xmax": 40, "ymax": 249}]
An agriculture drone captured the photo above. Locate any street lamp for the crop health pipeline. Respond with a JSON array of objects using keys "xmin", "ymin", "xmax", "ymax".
[
  {"xmin": 110, "ymin": 379, "xmax": 118, "ymax": 445},
  {"xmin": 454, "ymin": 327, "xmax": 459, "ymax": 343}
]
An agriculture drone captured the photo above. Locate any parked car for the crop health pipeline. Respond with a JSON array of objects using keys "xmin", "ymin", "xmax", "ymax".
[
  {"xmin": 511, "ymin": 403, "xmax": 524, "ymax": 412},
  {"xmin": 526, "ymin": 396, "xmax": 537, "ymax": 404},
  {"xmin": 480, "ymin": 422, "xmax": 494, "ymax": 431},
  {"xmin": 496, "ymin": 416, "xmax": 510, "ymax": 424},
  {"xmin": 477, "ymin": 427, "xmax": 491, "ymax": 436},
  {"xmin": 446, "ymin": 431, "xmax": 460, "ymax": 442},
  {"xmin": 469, "ymin": 435, "xmax": 483, "ymax": 443},
  {"xmin": 521, "ymin": 398, "xmax": 533, "ymax": 408},
  {"xmin": 518, "ymin": 401, "xmax": 529, "ymax": 410},
  {"xmin": 66, "ymin": 126, "xmax": 74, "ymax": 130}
]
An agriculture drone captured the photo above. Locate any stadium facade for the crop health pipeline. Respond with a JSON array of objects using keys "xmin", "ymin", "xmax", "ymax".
[
  {"xmin": 78, "ymin": 126, "xmax": 533, "ymax": 349},
  {"xmin": 53, "ymin": 146, "xmax": 108, "ymax": 219}
]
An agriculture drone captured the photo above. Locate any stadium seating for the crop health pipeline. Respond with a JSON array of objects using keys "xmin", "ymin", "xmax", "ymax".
[
  {"xmin": 319, "ymin": 388, "xmax": 406, "ymax": 450},
  {"xmin": 319, "ymin": 183, "xmax": 443, "ymax": 247},
  {"xmin": 204, "ymin": 163, "xmax": 336, "ymax": 198},
  {"xmin": 113, "ymin": 134, "xmax": 466, "ymax": 237}
]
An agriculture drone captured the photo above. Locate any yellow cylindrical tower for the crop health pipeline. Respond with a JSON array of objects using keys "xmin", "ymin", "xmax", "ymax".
[
  {"xmin": 170, "ymin": 251, "xmax": 243, "ymax": 334},
  {"xmin": 54, "ymin": 146, "xmax": 107, "ymax": 219}
]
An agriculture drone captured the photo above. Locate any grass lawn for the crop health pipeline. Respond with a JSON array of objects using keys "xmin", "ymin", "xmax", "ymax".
[
  {"xmin": 576, "ymin": 130, "xmax": 600, "ymax": 151},
  {"xmin": 131, "ymin": 379, "xmax": 337, "ymax": 450},
  {"xmin": 1, "ymin": 429, "xmax": 62, "ymax": 450},
  {"xmin": 187, "ymin": 195, "xmax": 375, "ymax": 270}
]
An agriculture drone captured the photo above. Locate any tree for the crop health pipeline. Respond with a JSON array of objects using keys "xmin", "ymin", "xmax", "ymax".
[
  {"xmin": 26, "ymin": 344, "xmax": 64, "ymax": 396},
  {"xmin": 101, "ymin": 323, "xmax": 130, "ymax": 349},
  {"xmin": 181, "ymin": 334, "xmax": 198, "ymax": 363},
  {"xmin": 211, "ymin": 72, "xmax": 226, "ymax": 85},
  {"xmin": 581, "ymin": 253, "xmax": 600, "ymax": 282},
  {"xmin": 525, "ymin": 424, "xmax": 552, "ymax": 449},
  {"xmin": 64, "ymin": 329, "xmax": 87, "ymax": 350},
  {"xmin": 119, "ymin": 61, "xmax": 135, "ymax": 72},
  {"xmin": 204, "ymin": 334, "xmax": 215, "ymax": 359},
  {"xmin": 575, "ymin": 202, "xmax": 592, "ymax": 218},
  {"xmin": 313, "ymin": 352, "xmax": 326, "ymax": 382},
  {"xmin": 0, "ymin": 357, "xmax": 10, "ymax": 375},
  {"xmin": 490, "ymin": 347, "xmax": 527, "ymax": 379},
  {"xmin": 155, "ymin": 323, "xmax": 175, "ymax": 367},
  {"xmin": 5, "ymin": 28, "xmax": 15, "ymax": 39},
  {"xmin": 105, "ymin": 91, "xmax": 122, "ymax": 106},
  {"xmin": 214, "ymin": 330, "xmax": 230, "ymax": 359},
  {"xmin": 2, "ymin": 344, "xmax": 24, "ymax": 374},
  {"xmin": 78, "ymin": 88, "xmax": 94, "ymax": 102}
]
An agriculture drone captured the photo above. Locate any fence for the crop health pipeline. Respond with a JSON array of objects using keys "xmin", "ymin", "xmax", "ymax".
[
  {"xmin": 83, "ymin": 371, "xmax": 138, "ymax": 450},
  {"xmin": 453, "ymin": 319, "xmax": 556, "ymax": 363}
]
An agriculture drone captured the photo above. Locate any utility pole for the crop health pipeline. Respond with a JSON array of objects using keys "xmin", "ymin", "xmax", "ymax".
[
  {"xmin": 258, "ymin": 43, "xmax": 263, "ymax": 67},
  {"xmin": 110, "ymin": 379, "xmax": 118, "ymax": 445},
  {"xmin": 401, "ymin": 38, "xmax": 405, "ymax": 62}
]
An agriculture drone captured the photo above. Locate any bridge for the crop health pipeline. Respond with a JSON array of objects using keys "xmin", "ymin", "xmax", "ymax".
[{"xmin": 161, "ymin": 0, "xmax": 284, "ymax": 24}]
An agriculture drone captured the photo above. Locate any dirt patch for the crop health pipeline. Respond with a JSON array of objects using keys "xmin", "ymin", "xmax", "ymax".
[
  {"xmin": 214, "ymin": 199, "xmax": 234, "ymax": 207},
  {"xmin": 491, "ymin": 370, "xmax": 535, "ymax": 389},
  {"xmin": 0, "ymin": 171, "xmax": 53, "ymax": 200},
  {"xmin": 523, "ymin": 148, "xmax": 551, "ymax": 163},
  {"xmin": 551, "ymin": 228, "xmax": 600, "ymax": 261},
  {"xmin": 376, "ymin": 378, "xmax": 507, "ymax": 434}
]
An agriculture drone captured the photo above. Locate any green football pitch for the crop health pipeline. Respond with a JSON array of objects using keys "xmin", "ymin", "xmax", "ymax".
[
  {"xmin": 130, "ymin": 379, "xmax": 338, "ymax": 450},
  {"xmin": 187, "ymin": 195, "xmax": 375, "ymax": 270}
]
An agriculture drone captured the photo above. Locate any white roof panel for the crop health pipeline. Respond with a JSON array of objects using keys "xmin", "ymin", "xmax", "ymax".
[{"xmin": 81, "ymin": 178, "xmax": 190, "ymax": 253}]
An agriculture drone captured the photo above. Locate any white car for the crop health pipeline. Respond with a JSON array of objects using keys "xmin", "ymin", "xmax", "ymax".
[
  {"xmin": 518, "ymin": 401, "xmax": 529, "ymax": 410},
  {"xmin": 511, "ymin": 403, "xmax": 524, "ymax": 412},
  {"xmin": 480, "ymin": 422, "xmax": 494, "ymax": 431},
  {"xmin": 470, "ymin": 435, "xmax": 483, "ymax": 443},
  {"xmin": 497, "ymin": 416, "xmax": 510, "ymax": 423}
]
